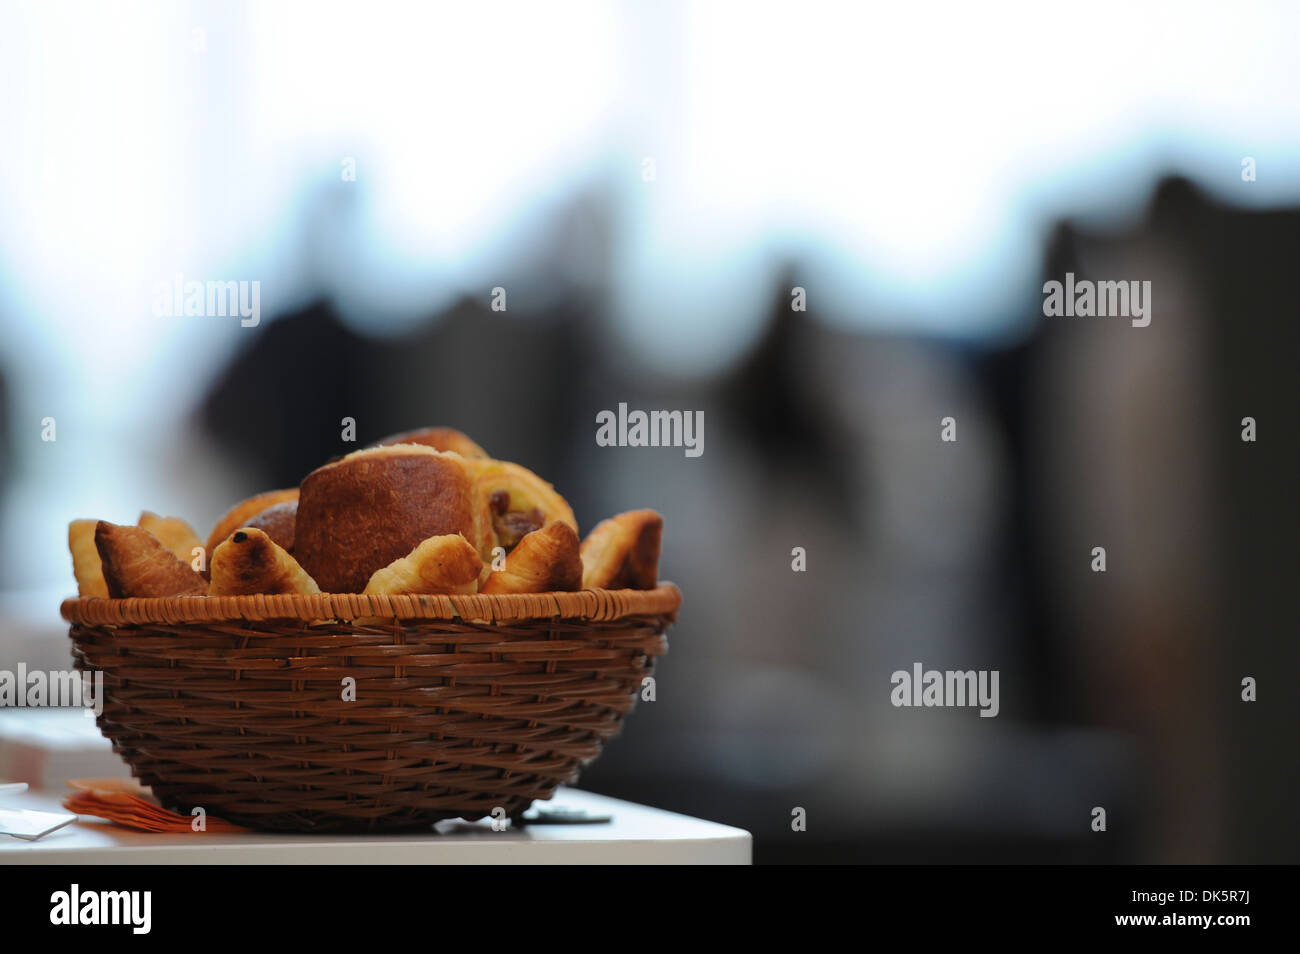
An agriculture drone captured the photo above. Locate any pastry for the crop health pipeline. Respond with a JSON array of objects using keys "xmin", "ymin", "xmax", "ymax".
[
  {"xmin": 209, "ymin": 528, "xmax": 320, "ymax": 596},
  {"xmin": 481, "ymin": 522, "xmax": 582, "ymax": 594},
  {"xmin": 94, "ymin": 521, "xmax": 208, "ymax": 598},
  {"xmin": 206, "ymin": 488, "xmax": 298, "ymax": 558},
  {"xmin": 66, "ymin": 427, "xmax": 654, "ymax": 600},
  {"xmin": 242, "ymin": 499, "xmax": 297, "ymax": 553},
  {"xmin": 467, "ymin": 459, "xmax": 577, "ymax": 551},
  {"xmin": 579, "ymin": 509, "xmax": 663, "ymax": 590},
  {"xmin": 294, "ymin": 445, "xmax": 492, "ymax": 593},
  {"xmin": 137, "ymin": 511, "xmax": 203, "ymax": 566},
  {"xmin": 363, "ymin": 533, "xmax": 483, "ymax": 595},
  {"xmin": 373, "ymin": 426, "xmax": 489, "ymax": 459},
  {"xmin": 68, "ymin": 520, "xmax": 109, "ymax": 598}
]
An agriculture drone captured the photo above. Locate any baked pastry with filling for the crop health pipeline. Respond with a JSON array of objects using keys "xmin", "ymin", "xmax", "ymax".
[
  {"xmin": 466, "ymin": 459, "xmax": 577, "ymax": 553},
  {"xmin": 209, "ymin": 528, "xmax": 320, "ymax": 596}
]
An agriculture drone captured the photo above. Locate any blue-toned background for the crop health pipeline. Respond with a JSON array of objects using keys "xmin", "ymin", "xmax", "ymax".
[{"xmin": 1, "ymin": 0, "xmax": 1295, "ymax": 862}]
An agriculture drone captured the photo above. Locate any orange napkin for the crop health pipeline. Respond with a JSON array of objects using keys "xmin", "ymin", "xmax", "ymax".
[{"xmin": 63, "ymin": 778, "xmax": 247, "ymax": 833}]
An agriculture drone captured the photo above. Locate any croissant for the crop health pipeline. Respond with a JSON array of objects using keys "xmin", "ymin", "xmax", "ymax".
[
  {"xmin": 209, "ymin": 528, "xmax": 320, "ymax": 596},
  {"xmin": 68, "ymin": 520, "xmax": 109, "ymax": 598},
  {"xmin": 579, "ymin": 510, "xmax": 663, "ymax": 590},
  {"xmin": 138, "ymin": 511, "xmax": 203, "ymax": 567},
  {"xmin": 206, "ymin": 488, "xmax": 299, "ymax": 558},
  {"xmin": 467, "ymin": 459, "xmax": 577, "ymax": 552},
  {"xmin": 363, "ymin": 533, "xmax": 483, "ymax": 595},
  {"xmin": 94, "ymin": 521, "xmax": 208, "ymax": 598},
  {"xmin": 373, "ymin": 426, "xmax": 489, "ymax": 459},
  {"xmin": 481, "ymin": 522, "xmax": 582, "ymax": 594}
]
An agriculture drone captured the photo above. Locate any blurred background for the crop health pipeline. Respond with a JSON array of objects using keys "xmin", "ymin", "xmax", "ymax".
[{"xmin": 0, "ymin": 0, "xmax": 1296, "ymax": 862}]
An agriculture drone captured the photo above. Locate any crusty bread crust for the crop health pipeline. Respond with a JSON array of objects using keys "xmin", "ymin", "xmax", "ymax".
[
  {"xmin": 295, "ymin": 445, "xmax": 488, "ymax": 593},
  {"xmin": 373, "ymin": 426, "xmax": 489, "ymax": 459},
  {"xmin": 206, "ymin": 488, "xmax": 298, "ymax": 558},
  {"xmin": 243, "ymin": 499, "xmax": 297, "ymax": 553}
]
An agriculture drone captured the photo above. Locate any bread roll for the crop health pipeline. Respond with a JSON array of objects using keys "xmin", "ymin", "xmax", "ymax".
[
  {"xmin": 95, "ymin": 521, "xmax": 208, "ymax": 598},
  {"xmin": 68, "ymin": 519, "xmax": 109, "ymax": 598},
  {"xmin": 482, "ymin": 522, "xmax": 582, "ymax": 594},
  {"xmin": 373, "ymin": 427, "xmax": 489, "ymax": 459},
  {"xmin": 209, "ymin": 528, "xmax": 319, "ymax": 596},
  {"xmin": 363, "ymin": 533, "xmax": 483, "ymax": 595},
  {"xmin": 580, "ymin": 510, "xmax": 663, "ymax": 590},
  {"xmin": 295, "ymin": 445, "xmax": 492, "ymax": 593},
  {"xmin": 206, "ymin": 488, "xmax": 298, "ymax": 558},
  {"xmin": 243, "ymin": 499, "xmax": 297, "ymax": 553}
]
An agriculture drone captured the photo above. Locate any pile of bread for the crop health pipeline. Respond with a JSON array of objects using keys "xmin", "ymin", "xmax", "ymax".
[{"xmin": 69, "ymin": 427, "xmax": 662, "ymax": 599}]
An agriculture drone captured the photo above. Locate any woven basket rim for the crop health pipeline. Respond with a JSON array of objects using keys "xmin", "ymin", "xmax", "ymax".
[{"xmin": 61, "ymin": 582, "xmax": 680, "ymax": 626}]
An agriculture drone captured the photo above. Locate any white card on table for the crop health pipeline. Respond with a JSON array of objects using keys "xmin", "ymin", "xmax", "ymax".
[{"xmin": 0, "ymin": 808, "xmax": 77, "ymax": 840}]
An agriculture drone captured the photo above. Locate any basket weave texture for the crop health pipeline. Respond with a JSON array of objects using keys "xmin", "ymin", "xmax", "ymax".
[{"xmin": 61, "ymin": 585, "xmax": 679, "ymax": 832}]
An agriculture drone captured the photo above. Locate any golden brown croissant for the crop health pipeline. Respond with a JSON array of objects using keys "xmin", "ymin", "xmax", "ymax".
[
  {"xmin": 296, "ymin": 445, "xmax": 493, "ymax": 593},
  {"xmin": 363, "ymin": 533, "xmax": 483, "ymax": 595},
  {"xmin": 95, "ymin": 521, "xmax": 209, "ymax": 598},
  {"xmin": 481, "ymin": 521, "xmax": 582, "ymax": 594},
  {"xmin": 206, "ymin": 488, "xmax": 299, "ymax": 558},
  {"xmin": 467, "ymin": 459, "xmax": 577, "ymax": 552},
  {"xmin": 580, "ymin": 510, "xmax": 663, "ymax": 590},
  {"xmin": 68, "ymin": 519, "xmax": 109, "ymax": 598},
  {"xmin": 209, "ymin": 528, "xmax": 320, "ymax": 596},
  {"xmin": 373, "ymin": 426, "xmax": 489, "ymax": 459},
  {"xmin": 138, "ymin": 511, "xmax": 203, "ymax": 567}
]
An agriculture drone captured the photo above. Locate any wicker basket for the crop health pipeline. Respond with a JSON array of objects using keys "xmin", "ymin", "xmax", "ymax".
[{"xmin": 61, "ymin": 585, "xmax": 679, "ymax": 832}]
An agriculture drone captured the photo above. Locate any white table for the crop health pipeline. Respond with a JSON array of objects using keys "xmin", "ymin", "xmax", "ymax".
[{"xmin": 0, "ymin": 786, "xmax": 751, "ymax": 865}]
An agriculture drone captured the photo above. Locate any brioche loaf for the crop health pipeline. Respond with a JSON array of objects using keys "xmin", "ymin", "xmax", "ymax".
[
  {"xmin": 294, "ymin": 445, "xmax": 492, "ymax": 593},
  {"xmin": 374, "ymin": 427, "xmax": 489, "ymax": 459}
]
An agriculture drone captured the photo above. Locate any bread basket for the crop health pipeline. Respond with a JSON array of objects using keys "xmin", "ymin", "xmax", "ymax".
[{"xmin": 61, "ymin": 586, "xmax": 679, "ymax": 832}]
